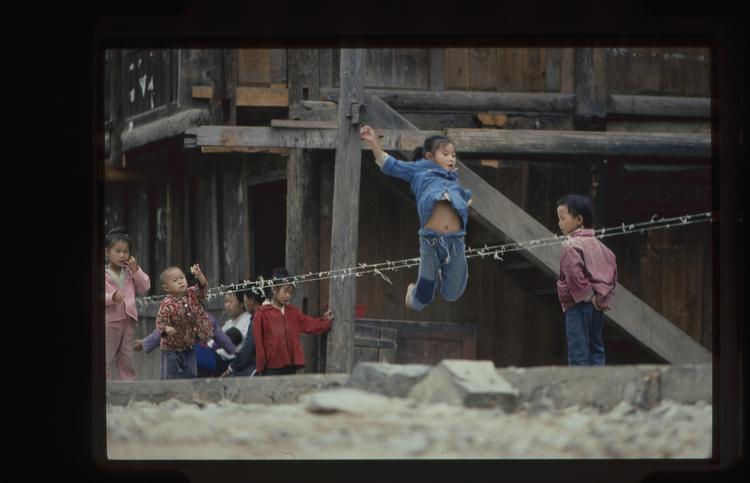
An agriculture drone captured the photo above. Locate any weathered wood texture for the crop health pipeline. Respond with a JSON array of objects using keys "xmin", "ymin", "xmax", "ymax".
[
  {"xmin": 326, "ymin": 49, "xmax": 366, "ymax": 373},
  {"xmin": 185, "ymin": 125, "xmax": 711, "ymax": 160},
  {"xmin": 192, "ymin": 165, "xmax": 221, "ymax": 283},
  {"xmin": 220, "ymin": 161, "xmax": 251, "ymax": 283},
  {"xmin": 605, "ymin": 47, "xmax": 710, "ymax": 96},
  {"xmin": 574, "ymin": 48, "xmax": 608, "ymax": 131}
]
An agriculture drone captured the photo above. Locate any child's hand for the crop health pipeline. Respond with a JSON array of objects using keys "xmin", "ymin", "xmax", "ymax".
[
  {"xmin": 165, "ymin": 326, "xmax": 177, "ymax": 336},
  {"xmin": 467, "ymin": 198, "xmax": 473, "ymax": 208},
  {"xmin": 112, "ymin": 290, "xmax": 124, "ymax": 303},
  {"xmin": 219, "ymin": 369, "xmax": 229, "ymax": 378},
  {"xmin": 359, "ymin": 125, "xmax": 377, "ymax": 143},
  {"xmin": 323, "ymin": 309, "xmax": 333, "ymax": 320},
  {"xmin": 133, "ymin": 339, "xmax": 143, "ymax": 351},
  {"xmin": 191, "ymin": 263, "xmax": 207, "ymax": 285},
  {"xmin": 592, "ymin": 295, "xmax": 609, "ymax": 312},
  {"xmin": 126, "ymin": 256, "xmax": 139, "ymax": 272}
]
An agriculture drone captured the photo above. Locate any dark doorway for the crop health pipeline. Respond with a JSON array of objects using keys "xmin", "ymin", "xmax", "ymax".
[{"xmin": 249, "ymin": 180, "xmax": 287, "ymax": 280}]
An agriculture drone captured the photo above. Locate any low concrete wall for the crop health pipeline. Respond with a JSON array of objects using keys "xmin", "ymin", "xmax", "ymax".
[{"xmin": 106, "ymin": 363, "xmax": 712, "ymax": 410}]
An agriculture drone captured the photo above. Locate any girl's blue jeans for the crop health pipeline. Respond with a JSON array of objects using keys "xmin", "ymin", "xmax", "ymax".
[
  {"xmin": 408, "ymin": 232, "xmax": 468, "ymax": 311},
  {"xmin": 564, "ymin": 301, "xmax": 606, "ymax": 366}
]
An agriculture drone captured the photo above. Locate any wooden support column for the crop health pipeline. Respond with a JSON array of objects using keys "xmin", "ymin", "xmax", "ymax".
[
  {"xmin": 209, "ymin": 49, "xmax": 225, "ymax": 125},
  {"xmin": 224, "ymin": 49, "xmax": 238, "ymax": 126},
  {"xmin": 574, "ymin": 48, "xmax": 608, "ymax": 131},
  {"xmin": 325, "ymin": 48, "xmax": 365, "ymax": 374},
  {"xmin": 287, "ymin": 48, "xmax": 322, "ymax": 373},
  {"xmin": 109, "ymin": 49, "xmax": 123, "ymax": 168},
  {"xmin": 574, "ymin": 48, "xmax": 608, "ymax": 225}
]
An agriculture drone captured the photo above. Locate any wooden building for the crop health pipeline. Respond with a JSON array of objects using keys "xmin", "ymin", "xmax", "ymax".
[{"xmin": 103, "ymin": 47, "xmax": 713, "ymax": 379}]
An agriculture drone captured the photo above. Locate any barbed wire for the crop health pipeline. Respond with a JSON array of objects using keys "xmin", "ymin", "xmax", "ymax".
[{"xmin": 133, "ymin": 211, "xmax": 714, "ymax": 310}]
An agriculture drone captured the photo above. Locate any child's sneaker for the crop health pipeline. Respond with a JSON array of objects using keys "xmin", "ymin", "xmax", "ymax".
[{"xmin": 404, "ymin": 283, "xmax": 417, "ymax": 309}]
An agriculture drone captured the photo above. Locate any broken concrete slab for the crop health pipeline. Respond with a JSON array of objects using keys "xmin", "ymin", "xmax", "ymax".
[
  {"xmin": 348, "ymin": 362, "xmax": 432, "ymax": 398},
  {"xmin": 497, "ymin": 365, "xmax": 662, "ymax": 411},
  {"xmin": 106, "ymin": 374, "xmax": 349, "ymax": 406},
  {"xmin": 301, "ymin": 388, "xmax": 396, "ymax": 414},
  {"xmin": 408, "ymin": 360, "xmax": 519, "ymax": 411},
  {"xmin": 659, "ymin": 364, "xmax": 712, "ymax": 404}
]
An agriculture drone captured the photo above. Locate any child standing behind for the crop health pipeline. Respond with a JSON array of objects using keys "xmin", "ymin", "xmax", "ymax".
[
  {"xmin": 556, "ymin": 194, "xmax": 617, "ymax": 366},
  {"xmin": 104, "ymin": 227, "xmax": 151, "ymax": 380},
  {"xmin": 253, "ymin": 268, "xmax": 333, "ymax": 376},
  {"xmin": 360, "ymin": 125, "xmax": 473, "ymax": 311},
  {"xmin": 156, "ymin": 263, "xmax": 214, "ymax": 379}
]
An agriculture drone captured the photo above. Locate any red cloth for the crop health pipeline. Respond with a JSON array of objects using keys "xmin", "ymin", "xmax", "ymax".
[
  {"xmin": 557, "ymin": 228, "xmax": 618, "ymax": 313},
  {"xmin": 253, "ymin": 303, "xmax": 332, "ymax": 373},
  {"xmin": 156, "ymin": 283, "xmax": 214, "ymax": 351}
]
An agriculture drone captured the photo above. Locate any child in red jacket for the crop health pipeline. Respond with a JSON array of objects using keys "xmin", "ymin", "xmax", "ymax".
[{"xmin": 253, "ymin": 268, "xmax": 334, "ymax": 375}]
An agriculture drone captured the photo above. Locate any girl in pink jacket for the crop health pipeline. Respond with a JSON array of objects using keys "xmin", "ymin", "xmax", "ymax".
[{"xmin": 104, "ymin": 227, "xmax": 151, "ymax": 380}]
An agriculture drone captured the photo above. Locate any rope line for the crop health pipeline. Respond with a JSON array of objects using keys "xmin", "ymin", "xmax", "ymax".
[{"xmin": 133, "ymin": 211, "xmax": 714, "ymax": 310}]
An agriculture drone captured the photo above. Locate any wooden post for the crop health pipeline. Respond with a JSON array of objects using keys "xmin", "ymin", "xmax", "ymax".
[
  {"xmin": 574, "ymin": 48, "xmax": 608, "ymax": 131},
  {"xmin": 109, "ymin": 49, "xmax": 123, "ymax": 168},
  {"xmin": 210, "ymin": 49, "xmax": 225, "ymax": 125},
  {"xmin": 286, "ymin": 48, "xmax": 322, "ymax": 373},
  {"xmin": 325, "ymin": 48, "xmax": 365, "ymax": 374},
  {"xmin": 224, "ymin": 49, "xmax": 238, "ymax": 126},
  {"xmin": 574, "ymin": 48, "xmax": 608, "ymax": 225}
]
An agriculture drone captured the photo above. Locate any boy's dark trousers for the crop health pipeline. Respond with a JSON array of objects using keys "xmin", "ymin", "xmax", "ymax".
[
  {"xmin": 564, "ymin": 301, "xmax": 605, "ymax": 366},
  {"xmin": 162, "ymin": 347, "xmax": 198, "ymax": 379}
]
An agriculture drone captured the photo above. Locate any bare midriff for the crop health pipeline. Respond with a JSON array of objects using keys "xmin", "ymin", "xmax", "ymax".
[{"xmin": 423, "ymin": 200, "xmax": 462, "ymax": 234}]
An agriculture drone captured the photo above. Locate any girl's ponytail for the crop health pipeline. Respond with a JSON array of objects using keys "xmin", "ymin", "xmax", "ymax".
[{"xmin": 411, "ymin": 146, "xmax": 425, "ymax": 161}]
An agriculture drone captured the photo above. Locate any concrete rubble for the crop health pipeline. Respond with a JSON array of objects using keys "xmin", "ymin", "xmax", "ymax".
[{"xmin": 105, "ymin": 361, "xmax": 713, "ymax": 459}]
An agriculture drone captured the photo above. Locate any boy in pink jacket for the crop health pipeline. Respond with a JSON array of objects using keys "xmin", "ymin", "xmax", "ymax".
[{"xmin": 104, "ymin": 227, "xmax": 151, "ymax": 380}]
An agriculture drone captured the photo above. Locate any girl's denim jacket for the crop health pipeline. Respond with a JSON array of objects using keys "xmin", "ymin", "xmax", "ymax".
[{"xmin": 381, "ymin": 155, "xmax": 472, "ymax": 237}]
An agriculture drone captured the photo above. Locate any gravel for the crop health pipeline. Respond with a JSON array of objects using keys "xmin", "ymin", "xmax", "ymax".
[{"xmin": 106, "ymin": 394, "xmax": 712, "ymax": 459}]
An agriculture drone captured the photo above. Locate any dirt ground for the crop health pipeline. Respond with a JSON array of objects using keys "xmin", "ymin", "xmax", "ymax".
[{"xmin": 107, "ymin": 389, "xmax": 712, "ymax": 460}]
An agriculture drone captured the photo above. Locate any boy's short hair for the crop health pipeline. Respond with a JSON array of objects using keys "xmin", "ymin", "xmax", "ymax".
[
  {"xmin": 225, "ymin": 327, "xmax": 243, "ymax": 346},
  {"xmin": 160, "ymin": 266, "xmax": 183, "ymax": 286},
  {"xmin": 557, "ymin": 194, "xmax": 594, "ymax": 228}
]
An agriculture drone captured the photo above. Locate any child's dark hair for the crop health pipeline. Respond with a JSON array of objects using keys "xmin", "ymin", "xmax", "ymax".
[
  {"xmin": 557, "ymin": 194, "xmax": 594, "ymax": 228},
  {"xmin": 225, "ymin": 288, "xmax": 246, "ymax": 310},
  {"xmin": 234, "ymin": 283, "xmax": 264, "ymax": 306},
  {"xmin": 411, "ymin": 135, "xmax": 454, "ymax": 161},
  {"xmin": 225, "ymin": 327, "xmax": 243, "ymax": 347},
  {"xmin": 105, "ymin": 226, "xmax": 131, "ymax": 249},
  {"xmin": 267, "ymin": 267, "xmax": 292, "ymax": 298}
]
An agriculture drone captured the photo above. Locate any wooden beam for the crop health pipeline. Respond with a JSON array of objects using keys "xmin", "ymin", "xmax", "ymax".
[
  {"xmin": 324, "ymin": 86, "xmax": 710, "ymax": 119},
  {"xmin": 322, "ymin": 87, "xmax": 575, "ymax": 113},
  {"xmin": 123, "ymin": 108, "xmax": 208, "ymax": 152},
  {"xmin": 200, "ymin": 146, "xmax": 289, "ymax": 154},
  {"xmin": 326, "ymin": 49, "xmax": 366, "ymax": 374},
  {"xmin": 235, "ymin": 86, "xmax": 289, "ymax": 107},
  {"xmin": 271, "ymin": 119, "xmax": 337, "ymax": 129},
  {"xmin": 574, "ymin": 48, "xmax": 608, "ymax": 130},
  {"xmin": 185, "ymin": 125, "xmax": 711, "ymax": 160},
  {"xmin": 609, "ymin": 95, "xmax": 710, "ymax": 118}
]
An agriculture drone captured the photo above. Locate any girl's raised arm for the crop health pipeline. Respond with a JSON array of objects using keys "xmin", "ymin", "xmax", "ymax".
[{"xmin": 360, "ymin": 125, "xmax": 389, "ymax": 167}]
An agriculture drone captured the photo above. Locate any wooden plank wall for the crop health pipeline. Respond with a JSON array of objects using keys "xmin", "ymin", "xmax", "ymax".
[{"xmin": 440, "ymin": 47, "xmax": 709, "ymax": 96}]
